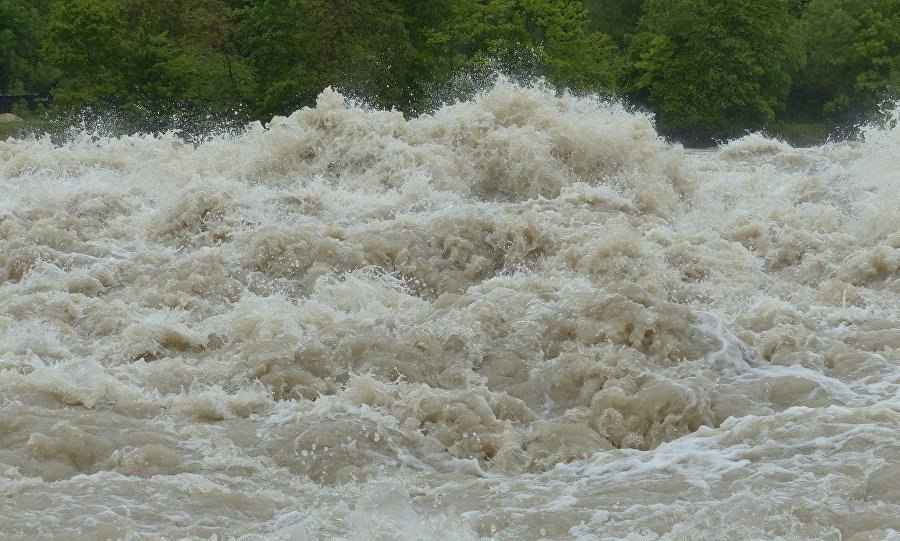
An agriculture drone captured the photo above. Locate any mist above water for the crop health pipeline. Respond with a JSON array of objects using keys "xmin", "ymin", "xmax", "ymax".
[{"xmin": 1, "ymin": 81, "xmax": 898, "ymax": 540}]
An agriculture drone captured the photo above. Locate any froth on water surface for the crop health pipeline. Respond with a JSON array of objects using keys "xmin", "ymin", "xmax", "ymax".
[{"xmin": 1, "ymin": 81, "xmax": 899, "ymax": 539}]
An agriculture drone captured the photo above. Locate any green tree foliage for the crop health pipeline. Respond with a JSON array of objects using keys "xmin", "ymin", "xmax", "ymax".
[
  {"xmin": 239, "ymin": 0, "xmax": 414, "ymax": 117},
  {"xmin": 529, "ymin": 0, "xmax": 623, "ymax": 91},
  {"xmin": 18, "ymin": 0, "xmax": 900, "ymax": 140},
  {"xmin": 794, "ymin": 0, "xmax": 900, "ymax": 120},
  {"xmin": 41, "ymin": 0, "xmax": 132, "ymax": 106},
  {"xmin": 0, "ymin": 1, "xmax": 53, "ymax": 94},
  {"xmin": 582, "ymin": 0, "xmax": 643, "ymax": 41},
  {"xmin": 181, "ymin": 0, "xmax": 253, "ymax": 105},
  {"xmin": 788, "ymin": 0, "xmax": 812, "ymax": 17},
  {"xmin": 628, "ymin": 0, "xmax": 794, "ymax": 137},
  {"xmin": 124, "ymin": 0, "xmax": 253, "ymax": 109},
  {"xmin": 422, "ymin": 0, "xmax": 621, "ymax": 100},
  {"xmin": 41, "ymin": 0, "xmax": 252, "ymax": 116}
]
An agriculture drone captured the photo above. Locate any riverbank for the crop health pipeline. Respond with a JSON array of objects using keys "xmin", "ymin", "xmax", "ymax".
[
  {"xmin": 669, "ymin": 122, "xmax": 834, "ymax": 148},
  {"xmin": 0, "ymin": 114, "xmax": 838, "ymax": 149},
  {"xmin": 764, "ymin": 122, "xmax": 834, "ymax": 147},
  {"xmin": 0, "ymin": 117, "xmax": 54, "ymax": 141},
  {"xmin": 0, "ymin": 119, "xmax": 24, "ymax": 140}
]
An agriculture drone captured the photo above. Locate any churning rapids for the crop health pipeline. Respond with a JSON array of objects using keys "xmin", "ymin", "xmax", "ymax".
[{"xmin": 1, "ymin": 81, "xmax": 899, "ymax": 540}]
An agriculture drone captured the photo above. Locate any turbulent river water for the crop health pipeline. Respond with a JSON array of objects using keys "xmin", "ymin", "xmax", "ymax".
[{"xmin": 1, "ymin": 81, "xmax": 899, "ymax": 540}]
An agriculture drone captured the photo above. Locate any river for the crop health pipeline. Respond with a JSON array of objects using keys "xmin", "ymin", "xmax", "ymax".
[{"xmin": 1, "ymin": 81, "xmax": 898, "ymax": 540}]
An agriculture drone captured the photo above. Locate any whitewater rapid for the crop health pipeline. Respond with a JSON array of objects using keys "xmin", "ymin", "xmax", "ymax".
[{"xmin": 1, "ymin": 82, "xmax": 898, "ymax": 540}]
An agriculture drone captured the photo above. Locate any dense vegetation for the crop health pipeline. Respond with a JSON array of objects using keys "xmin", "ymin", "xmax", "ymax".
[{"xmin": 2, "ymin": 0, "xmax": 899, "ymax": 141}]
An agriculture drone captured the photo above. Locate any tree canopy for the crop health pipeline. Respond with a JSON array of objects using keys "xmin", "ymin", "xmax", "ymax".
[
  {"xmin": 0, "ymin": 0, "xmax": 53, "ymax": 94},
  {"xmin": 5, "ymin": 0, "xmax": 899, "ymax": 141},
  {"xmin": 793, "ymin": 0, "xmax": 900, "ymax": 121},
  {"xmin": 239, "ymin": 0, "xmax": 415, "ymax": 116},
  {"xmin": 628, "ymin": 0, "xmax": 794, "ymax": 137}
]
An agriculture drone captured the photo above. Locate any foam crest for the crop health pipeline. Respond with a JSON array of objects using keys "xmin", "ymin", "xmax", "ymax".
[{"xmin": 719, "ymin": 132, "xmax": 794, "ymax": 157}]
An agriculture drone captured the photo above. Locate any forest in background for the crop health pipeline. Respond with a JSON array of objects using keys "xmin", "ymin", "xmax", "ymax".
[{"xmin": 1, "ymin": 0, "xmax": 899, "ymax": 143}]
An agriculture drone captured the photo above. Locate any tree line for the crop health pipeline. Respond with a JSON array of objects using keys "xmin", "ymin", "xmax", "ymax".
[{"xmin": 2, "ymin": 0, "xmax": 899, "ymax": 140}]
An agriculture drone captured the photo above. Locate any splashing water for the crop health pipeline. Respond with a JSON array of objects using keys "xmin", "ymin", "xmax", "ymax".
[{"xmin": 1, "ymin": 82, "xmax": 899, "ymax": 540}]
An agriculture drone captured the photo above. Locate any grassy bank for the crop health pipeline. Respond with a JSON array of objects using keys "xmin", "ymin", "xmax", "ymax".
[
  {"xmin": 0, "ymin": 117, "xmax": 57, "ymax": 141},
  {"xmin": 0, "ymin": 120, "xmax": 27, "ymax": 140}
]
